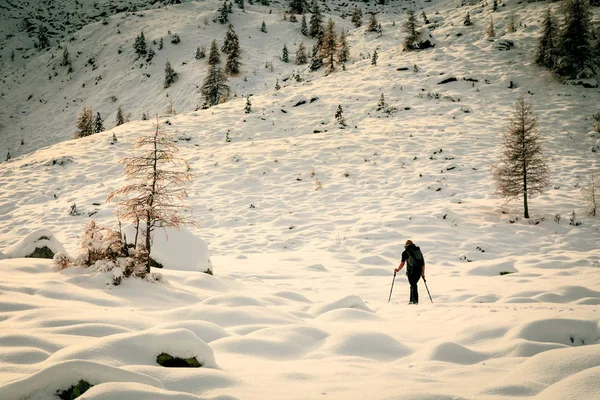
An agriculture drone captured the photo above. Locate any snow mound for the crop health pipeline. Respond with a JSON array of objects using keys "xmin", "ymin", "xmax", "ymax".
[
  {"xmin": 123, "ymin": 225, "xmax": 212, "ymax": 273},
  {"xmin": 272, "ymin": 291, "xmax": 312, "ymax": 303},
  {"xmin": 507, "ymin": 318, "xmax": 600, "ymax": 346},
  {"xmin": 466, "ymin": 260, "xmax": 518, "ymax": 276},
  {"xmin": 153, "ymin": 321, "xmax": 230, "ymax": 344},
  {"xmin": 324, "ymin": 331, "xmax": 412, "ymax": 362},
  {"xmin": 425, "ymin": 342, "xmax": 488, "ymax": 365},
  {"xmin": 0, "ymin": 360, "xmax": 163, "ymax": 400},
  {"xmin": 76, "ymin": 382, "xmax": 229, "ymax": 400},
  {"xmin": 316, "ymin": 308, "xmax": 380, "ymax": 322},
  {"xmin": 309, "ymin": 295, "xmax": 373, "ymax": 316},
  {"xmin": 3, "ymin": 229, "xmax": 65, "ymax": 259},
  {"xmin": 203, "ymin": 294, "xmax": 264, "ymax": 307},
  {"xmin": 48, "ymin": 328, "xmax": 217, "ymax": 368},
  {"xmin": 354, "ymin": 267, "xmax": 391, "ymax": 277},
  {"xmin": 211, "ymin": 325, "xmax": 328, "ymax": 360},
  {"xmin": 535, "ymin": 365, "xmax": 600, "ymax": 400},
  {"xmin": 357, "ymin": 255, "xmax": 389, "ymax": 266},
  {"xmin": 303, "ymin": 264, "xmax": 328, "ymax": 272}
]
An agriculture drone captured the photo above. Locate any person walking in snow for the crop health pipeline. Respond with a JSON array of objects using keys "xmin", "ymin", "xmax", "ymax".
[{"xmin": 394, "ymin": 240, "xmax": 425, "ymax": 304}]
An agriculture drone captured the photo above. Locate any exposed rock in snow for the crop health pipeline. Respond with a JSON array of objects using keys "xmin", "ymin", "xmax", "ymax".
[{"xmin": 3, "ymin": 229, "xmax": 66, "ymax": 259}]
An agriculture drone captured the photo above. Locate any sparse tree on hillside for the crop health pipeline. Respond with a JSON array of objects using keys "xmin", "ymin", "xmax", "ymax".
[
  {"xmin": 158, "ymin": 37, "xmax": 164, "ymax": 50},
  {"xmin": 275, "ymin": 78, "xmax": 281, "ymax": 90},
  {"xmin": 421, "ymin": 11, "xmax": 429, "ymax": 25},
  {"xmin": 351, "ymin": 7, "xmax": 363, "ymax": 28},
  {"xmin": 282, "ymin": 44, "xmax": 289, "ymax": 62},
  {"xmin": 202, "ymin": 64, "xmax": 229, "ymax": 106},
  {"xmin": 235, "ymin": 0, "xmax": 245, "ymax": 10},
  {"xmin": 581, "ymin": 171, "xmax": 599, "ymax": 217},
  {"xmin": 309, "ymin": 44, "xmax": 322, "ymax": 71},
  {"xmin": 218, "ymin": 0, "xmax": 229, "ymax": 24},
  {"xmin": 296, "ymin": 42, "xmax": 308, "ymax": 64},
  {"xmin": 338, "ymin": 29, "xmax": 350, "ymax": 64},
  {"xmin": 492, "ymin": 96, "xmax": 549, "ymax": 219},
  {"xmin": 164, "ymin": 60, "xmax": 178, "ymax": 88},
  {"xmin": 464, "ymin": 12, "xmax": 471, "ymax": 26},
  {"xmin": 555, "ymin": 0, "xmax": 595, "ymax": 79},
  {"xmin": 335, "ymin": 105, "xmax": 346, "ymax": 127},
  {"xmin": 289, "ymin": 0, "xmax": 303, "ymax": 14},
  {"xmin": 322, "ymin": 19, "xmax": 337, "ymax": 73},
  {"xmin": 487, "ymin": 18, "xmax": 496, "ymax": 38},
  {"xmin": 116, "ymin": 105, "xmax": 125, "ymax": 126},
  {"xmin": 289, "ymin": 13, "xmax": 298, "ymax": 23},
  {"xmin": 75, "ymin": 106, "xmax": 94, "ymax": 138},
  {"xmin": 536, "ymin": 9, "xmax": 558, "ymax": 70},
  {"xmin": 94, "ymin": 112, "xmax": 105, "ymax": 133},
  {"xmin": 245, "ymin": 96, "xmax": 252, "ymax": 113},
  {"xmin": 403, "ymin": 9, "xmax": 420, "ymax": 50},
  {"xmin": 371, "ymin": 49, "xmax": 378, "ymax": 65},
  {"xmin": 225, "ymin": 36, "xmax": 241, "ymax": 75},
  {"xmin": 107, "ymin": 116, "xmax": 195, "ymax": 273},
  {"xmin": 260, "ymin": 0, "xmax": 269, "ymax": 5},
  {"xmin": 493, "ymin": 0, "xmax": 498, "ymax": 12},
  {"xmin": 261, "ymin": 21, "xmax": 267, "ymax": 33},
  {"xmin": 367, "ymin": 13, "xmax": 378, "ymax": 32},
  {"xmin": 134, "ymin": 31, "xmax": 147, "ymax": 56},
  {"xmin": 506, "ymin": 15, "xmax": 517, "ymax": 33},
  {"xmin": 60, "ymin": 46, "xmax": 71, "ymax": 67},
  {"xmin": 208, "ymin": 39, "xmax": 221, "ymax": 65},
  {"xmin": 221, "ymin": 24, "xmax": 240, "ymax": 54},
  {"xmin": 195, "ymin": 46, "xmax": 206, "ymax": 59},
  {"xmin": 301, "ymin": 15, "xmax": 309, "ymax": 36},
  {"xmin": 37, "ymin": 26, "xmax": 50, "ymax": 50},
  {"xmin": 309, "ymin": 0, "xmax": 323, "ymax": 37}
]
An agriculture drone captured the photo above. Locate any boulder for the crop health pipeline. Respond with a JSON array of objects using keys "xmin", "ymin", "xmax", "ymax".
[{"xmin": 4, "ymin": 229, "xmax": 66, "ymax": 259}]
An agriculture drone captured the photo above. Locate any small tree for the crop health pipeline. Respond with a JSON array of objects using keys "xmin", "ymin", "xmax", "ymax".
[
  {"xmin": 309, "ymin": 44, "xmax": 322, "ymax": 71},
  {"xmin": 164, "ymin": 60, "xmax": 178, "ymax": 88},
  {"xmin": 221, "ymin": 24, "xmax": 240, "ymax": 55},
  {"xmin": 493, "ymin": 0, "xmax": 498, "ymax": 11},
  {"xmin": 218, "ymin": 0, "xmax": 229, "ymax": 24},
  {"xmin": 275, "ymin": 79, "xmax": 281, "ymax": 90},
  {"xmin": 261, "ymin": 21, "xmax": 267, "ymax": 33},
  {"xmin": 377, "ymin": 93, "xmax": 386, "ymax": 111},
  {"xmin": 555, "ymin": 0, "xmax": 594, "ymax": 79},
  {"xmin": 463, "ymin": 12, "xmax": 471, "ymax": 27},
  {"xmin": 134, "ymin": 31, "xmax": 147, "ymax": 56},
  {"xmin": 492, "ymin": 96, "xmax": 549, "ymax": 218},
  {"xmin": 75, "ymin": 106, "xmax": 94, "ymax": 138},
  {"xmin": 421, "ymin": 11, "xmax": 430, "ymax": 24},
  {"xmin": 403, "ymin": 9, "xmax": 420, "ymax": 50},
  {"xmin": 158, "ymin": 37, "xmax": 164, "ymax": 50},
  {"xmin": 195, "ymin": 46, "xmax": 206, "ymax": 59},
  {"xmin": 309, "ymin": 0, "xmax": 323, "ymax": 37},
  {"xmin": 107, "ymin": 116, "xmax": 195, "ymax": 273},
  {"xmin": 351, "ymin": 7, "xmax": 363, "ymax": 28},
  {"xmin": 301, "ymin": 15, "xmax": 309, "ymax": 36},
  {"xmin": 321, "ymin": 19, "xmax": 337, "ymax": 73},
  {"xmin": 506, "ymin": 15, "xmax": 517, "ymax": 34},
  {"xmin": 225, "ymin": 38, "xmax": 241, "ymax": 75},
  {"xmin": 535, "ymin": 9, "xmax": 558, "ymax": 70},
  {"xmin": 581, "ymin": 171, "xmax": 599, "ymax": 217},
  {"xmin": 116, "ymin": 105, "xmax": 125, "ymax": 126},
  {"xmin": 289, "ymin": 0, "xmax": 303, "ymax": 14},
  {"xmin": 282, "ymin": 44, "xmax": 289, "ymax": 62},
  {"xmin": 202, "ymin": 64, "xmax": 229, "ymax": 106},
  {"xmin": 338, "ymin": 29, "xmax": 349, "ymax": 64},
  {"xmin": 235, "ymin": 0, "xmax": 245, "ymax": 9},
  {"xmin": 296, "ymin": 42, "xmax": 308, "ymax": 64},
  {"xmin": 208, "ymin": 39, "xmax": 221, "ymax": 65},
  {"xmin": 487, "ymin": 18, "xmax": 496, "ymax": 38},
  {"xmin": 37, "ymin": 26, "xmax": 50, "ymax": 50},
  {"xmin": 245, "ymin": 96, "xmax": 252, "ymax": 113},
  {"xmin": 367, "ymin": 13, "xmax": 378, "ymax": 32},
  {"xmin": 94, "ymin": 112, "xmax": 105, "ymax": 133},
  {"xmin": 60, "ymin": 46, "xmax": 72, "ymax": 67},
  {"xmin": 335, "ymin": 105, "xmax": 346, "ymax": 127},
  {"xmin": 371, "ymin": 49, "xmax": 378, "ymax": 65}
]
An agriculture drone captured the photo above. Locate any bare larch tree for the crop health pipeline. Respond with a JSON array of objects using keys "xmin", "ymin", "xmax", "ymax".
[
  {"xmin": 107, "ymin": 115, "xmax": 195, "ymax": 272},
  {"xmin": 493, "ymin": 95, "xmax": 549, "ymax": 218}
]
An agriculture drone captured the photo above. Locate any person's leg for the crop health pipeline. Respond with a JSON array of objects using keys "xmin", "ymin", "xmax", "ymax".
[{"xmin": 408, "ymin": 267, "xmax": 421, "ymax": 304}]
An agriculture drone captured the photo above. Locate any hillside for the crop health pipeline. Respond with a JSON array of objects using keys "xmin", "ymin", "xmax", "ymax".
[{"xmin": 1, "ymin": 0, "xmax": 600, "ymax": 399}]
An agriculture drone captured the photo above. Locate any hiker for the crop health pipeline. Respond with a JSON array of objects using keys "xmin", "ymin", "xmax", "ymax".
[{"xmin": 394, "ymin": 240, "xmax": 425, "ymax": 304}]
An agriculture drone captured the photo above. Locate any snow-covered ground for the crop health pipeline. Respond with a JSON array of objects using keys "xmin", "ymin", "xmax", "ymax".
[{"xmin": 1, "ymin": 0, "xmax": 600, "ymax": 399}]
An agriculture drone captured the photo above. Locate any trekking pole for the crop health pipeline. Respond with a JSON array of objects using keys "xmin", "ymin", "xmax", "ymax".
[
  {"xmin": 388, "ymin": 272, "xmax": 396, "ymax": 303},
  {"xmin": 423, "ymin": 278, "xmax": 433, "ymax": 304}
]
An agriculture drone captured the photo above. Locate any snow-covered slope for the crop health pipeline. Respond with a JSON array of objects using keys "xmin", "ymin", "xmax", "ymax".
[{"xmin": 0, "ymin": 0, "xmax": 599, "ymax": 399}]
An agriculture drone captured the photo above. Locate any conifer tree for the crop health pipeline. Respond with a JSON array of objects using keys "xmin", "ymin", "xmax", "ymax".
[
  {"xmin": 581, "ymin": 171, "xmax": 599, "ymax": 217},
  {"xmin": 301, "ymin": 15, "xmax": 309, "ymax": 36},
  {"xmin": 506, "ymin": 15, "xmax": 516, "ymax": 33},
  {"xmin": 164, "ymin": 60, "xmax": 178, "ymax": 88},
  {"xmin": 487, "ymin": 17, "xmax": 496, "ymax": 38},
  {"xmin": 94, "ymin": 112, "xmax": 105, "ymax": 133},
  {"xmin": 195, "ymin": 46, "xmax": 206, "ymax": 59},
  {"xmin": 421, "ymin": 11, "xmax": 430, "ymax": 24},
  {"xmin": 208, "ymin": 39, "xmax": 221, "ymax": 65},
  {"xmin": 322, "ymin": 19, "xmax": 337, "ymax": 73},
  {"xmin": 116, "ymin": 105, "xmax": 125, "ymax": 126},
  {"xmin": 309, "ymin": 0, "xmax": 323, "ymax": 37},
  {"xmin": 75, "ymin": 106, "xmax": 94, "ymax": 138},
  {"xmin": 235, "ymin": 0, "xmax": 244, "ymax": 10},
  {"xmin": 376, "ymin": 93, "xmax": 386, "ymax": 111},
  {"xmin": 335, "ymin": 105, "xmax": 346, "ymax": 127},
  {"xmin": 338, "ymin": 29, "xmax": 349, "ymax": 64},
  {"xmin": 282, "ymin": 44, "xmax": 289, "ymax": 62},
  {"xmin": 309, "ymin": 44, "xmax": 322, "ymax": 71},
  {"xmin": 296, "ymin": 42, "xmax": 308, "ymax": 64},
  {"xmin": 134, "ymin": 31, "xmax": 147, "ymax": 56},
  {"xmin": 403, "ymin": 9, "xmax": 420, "ymax": 50},
  {"xmin": 142, "ymin": 112, "xmax": 148, "ymax": 121},
  {"xmin": 11, "ymin": 49, "xmax": 15, "ymax": 61},
  {"xmin": 555, "ymin": 0, "xmax": 594, "ymax": 79},
  {"xmin": 159, "ymin": 37, "xmax": 164, "ymax": 50},
  {"xmin": 227, "ymin": 1, "xmax": 233, "ymax": 13},
  {"xmin": 107, "ymin": 116, "xmax": 195, "ymax": 273},
  {"xmin": 245, "ymin": 96, "xmax": 252, "ymax": 113},
  {"xmin": 275, "ymin": 79, "xmax": 281, "ymax": 90},
  {"xmin": 492, "ymin": 0, "xmax": 498, "ymax": 12},
  {"xmin": 464, "ymin": 12, "xmax": 471, "ymax": 26},
  {"xmin": 218, "ymin": 0, "xmax": 229, "ymax": 24},
  {"xmin": 367, "ymin": 13, "xmax": 378, "ymax": 32},
  {"xmin": 351, "ymin": 7, "xmax": 363, "ymax": 28},
  {"xmin": 261, "ymin": 21, "xmax": 267, "ymax": 33},
  {"xmin": 289, "ymin": 0, "xmax": 303, "ymax": 14},
  {"xmin": 202, "ymin": 64, "xmax": 229, "ymax": 106},
  {"xmin": 222, "ymin": 24, "xmax": 240, "ymax": 55},
  {"xmin": 6, "ymin": 150, "xmax": 11, "ymax": 161},
  {"xmin": 225, "ymin": 36, "xmax": 241, "ymax": 75},
  {"xmin": 60, "ymin": 46, "xmax": 71, "ymax": 67},
  {"xmin": 371, "ymin": 49, "xmax": 378, "ymax": 65},
  {"xmin": 289, "ymin": 13, "xmax": 297, "ymax": 22},
  {"xmin": 260, "ymin": 0, "xmax": 269, "ymax": 5},
  {"xmin": 37, "ymin": 26, "xmax": 50, "ymax": 50},
  {"xmin": 492, "ymin": 95, "xmax": 549, "ymax": 219},
  {"xmin": 535, "ymin": 9, "xmax": 557, "ymax": 69}
]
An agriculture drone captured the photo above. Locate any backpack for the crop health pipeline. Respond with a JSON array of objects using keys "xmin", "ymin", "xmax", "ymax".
[{"xmin": 406, "ymin": 245, "xmax": 424, "ymax": 269}]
